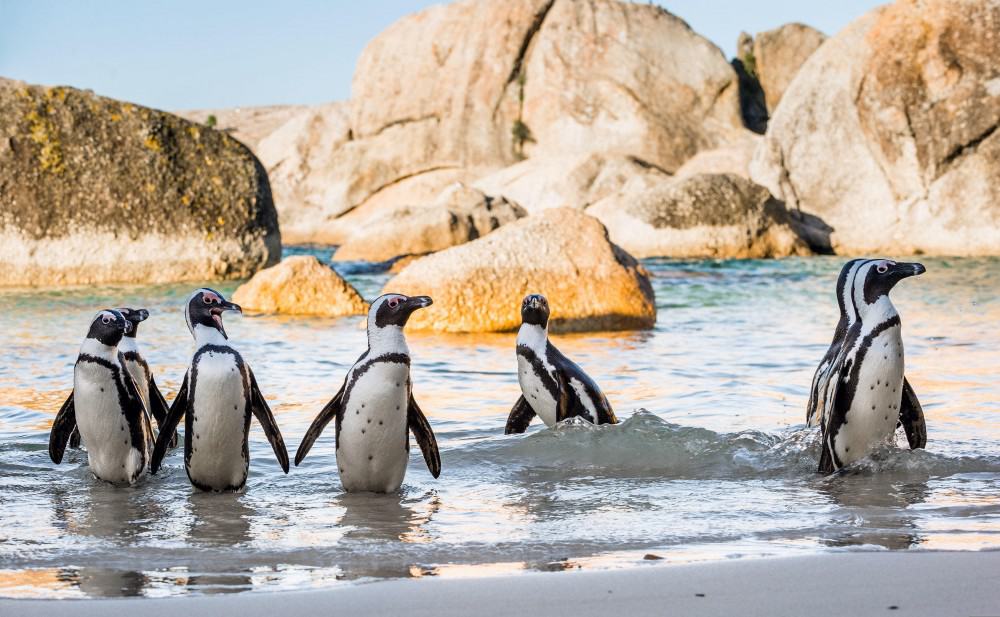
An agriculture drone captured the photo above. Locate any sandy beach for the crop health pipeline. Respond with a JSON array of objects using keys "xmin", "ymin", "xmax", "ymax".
[{"xmin": 5, "ymin": 551, "xmax": 999, "ymax": 617}]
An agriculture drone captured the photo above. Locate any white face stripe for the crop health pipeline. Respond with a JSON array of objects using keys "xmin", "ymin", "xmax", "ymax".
[{"xmin": 184, "ymin": 288, "xmax": 218, "ymax": 336}]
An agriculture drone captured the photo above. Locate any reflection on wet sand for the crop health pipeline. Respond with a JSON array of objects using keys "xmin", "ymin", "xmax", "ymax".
[
  {"xmin": 818, "ymin": 474, "xmax": 930, "ymax": 550},
  {"xmin": 185, "ymin": 491, "xmax": 253, "ymax": 546}
]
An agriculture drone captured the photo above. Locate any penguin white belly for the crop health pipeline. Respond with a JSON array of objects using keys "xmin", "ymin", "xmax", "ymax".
[
  {"xmin": 517, "ymin": 355, "xmax": 559, "ymax": 427},
  {"xmin": 188, "ymin": 354, "xmax": 248, "ymax": 490},
  {"xmin": 74, "ymin": 363, "xmax": 144, "ymax": 484},
  {"xmin": 837, "ymin": 328, "xmax": 905, "ymax": 466},
  {"xmin": 337, "ymin": 362, "xmax": 410, "ymax": 493}
]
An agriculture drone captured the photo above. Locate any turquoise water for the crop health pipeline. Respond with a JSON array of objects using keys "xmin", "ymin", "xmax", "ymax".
[{"xmin": 1, "ymin": 253, "xmax": 998, "ymax": 598}]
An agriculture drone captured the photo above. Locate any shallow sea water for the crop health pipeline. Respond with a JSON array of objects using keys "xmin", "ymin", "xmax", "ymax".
[{"xmin": 1, "ymin": 252, "xmax": 998, "ymax": 598}]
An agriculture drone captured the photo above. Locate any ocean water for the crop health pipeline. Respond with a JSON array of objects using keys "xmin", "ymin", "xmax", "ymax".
[{"xmin": 1, "ymin": 253, "xmax": 998, "ymax": 598}]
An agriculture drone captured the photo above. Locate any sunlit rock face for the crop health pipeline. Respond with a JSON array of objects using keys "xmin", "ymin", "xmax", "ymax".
[
  {"xmin": 751, "ymin": 0, "xmax": 1000, "ymax": 256},
  {"xmin": 588, "ymin": 173, "xmax": 814, "ymax": 259},
  {"xmin": 0, "ymin": 79, "xmax": 279, "ymax": 287},
  {"xmin": 232, "ymin": 256, "xmax": 368, "ymax": 317},
  {"xmin": 386, "ymin": 208, "xmax": 656, "ymax": 333}
]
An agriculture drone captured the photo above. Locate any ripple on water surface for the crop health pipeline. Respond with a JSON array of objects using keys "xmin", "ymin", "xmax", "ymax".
[{"xmin": 0, "ymin": 255, "xmax": 998, "ymax": 598}]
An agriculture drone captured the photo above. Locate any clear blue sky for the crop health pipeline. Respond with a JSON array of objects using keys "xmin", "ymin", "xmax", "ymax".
[{"xmin": 0, "ymin": 0, "xmax": 883, "ymax": 111}]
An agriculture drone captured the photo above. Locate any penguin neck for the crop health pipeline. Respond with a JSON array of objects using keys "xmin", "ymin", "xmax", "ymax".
[
  {"xmin": 367, "ymin": 324, "xmax": 409, "ymax": 357},
  {"xmin": 118, "ymin": 336, "xmax": 139, "ymax": 355},
  {"xmin": 516, "ymin": 323, "xmax": 549, "ymax": 352},
  {"xmin": 79, "ymin": 337, "xmax": 119, "ymax": 361},
  {"xmin": 191, "ymin": 323, "xmax": 230, "ymax": 348},
  {"xmin": 857, "ymin": 294, "xmax": 899, "ymax": 328}
]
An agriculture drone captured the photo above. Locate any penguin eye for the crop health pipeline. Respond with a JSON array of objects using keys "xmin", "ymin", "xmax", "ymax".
[
  {"xmin": 101, "ymin": 316, "xmax": 111, "ymax": 325},
  {"xmin": 203, "ymin": 295, "xmax": 213, "ymax": 304},
  {"xmin": 387, "ymin": 297, "xmax": 400, "ymax": 309},
  {"xmin": 876, "ymin": 264, "xmax": 889, "ymax": 274}
]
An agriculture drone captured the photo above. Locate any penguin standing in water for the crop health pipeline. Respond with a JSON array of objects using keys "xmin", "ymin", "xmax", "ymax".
[
  {"xmin": 816, "ymin": 260, "xmax": 928, "ymax": 474},
  {"xmin": 49, "ymin": 310, "xmax": 154, "ymax": 485},
  {"xmin": 295, "ymin": 293, "xmax": 441, "ymax": 493},
  {"xmin": 806, "ymin": 259, "xmax": 867, "ymax": 428},
  {"xmin": 505, "ymin": 294, "xmax": 617, "ymax": 433},
  {"xmin": 116, "ymin": 308, "xmax": 177, "ymax": 448},
  {"xmin": 150, "ymin": 289, "xmax": 289, "ymax": 492}
]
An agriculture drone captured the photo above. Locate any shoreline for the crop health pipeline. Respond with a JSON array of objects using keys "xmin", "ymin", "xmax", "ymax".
[{"xmin": 4, "ymin": 551, "xmax": 999, "ymax": 616}]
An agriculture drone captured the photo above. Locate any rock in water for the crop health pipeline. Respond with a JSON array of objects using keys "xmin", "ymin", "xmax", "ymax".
[
  {"xmin": 588, "ymin": 174, "xmax": 813, "ymax": 259},
  {"xmin": 332, "ymin": 185, "xmax": 526, "ymax": 262},
  {"xmin": 751, "ymin": 23, "xmax": 826, "ymax": 114},
  {"xmin": 232, "ymin": 256, "xmax": 368, "ymax": 317},
  {"xmin": 751, "ymin": 1, "xmax": 1000, "ymax": 256},
  {"xmin": 385, "ymin": 208, "xmax": 656, "ymax": 333},
  {"xmin": 0, "ymin": 81, "xmax": 279, "ymax": 286}
]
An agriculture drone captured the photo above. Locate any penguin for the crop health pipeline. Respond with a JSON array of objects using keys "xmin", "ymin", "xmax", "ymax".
[
  {"xmin": 149, "ymin": 288, "xmax": 289, "ymax": 492},
  {"xmin": 505, "ymin": 294, "xmax": 617, "ymax": 433},
  {"xmin": 294, "ymin": 293, "xmax": 441, "ymax": 493},
  {"xmin": 806, "ymin": 259, "xmax": 867, "ymax": 428},
  {"xmin": 49, "ymin": 309, "xmax": 154, "ymax": 485},
  {"xmin": 116, "ymin": 308, "xmax": 172, "ymax": 437},
  {"xmin": 816, "ymin": 260, "xmax": 928, "ymax": 474}
]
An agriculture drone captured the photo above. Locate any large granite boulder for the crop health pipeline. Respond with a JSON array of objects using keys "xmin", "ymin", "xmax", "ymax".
[
  {"xmin": 473, "ymin": 153, "xmax": 670, "ymax": 213},
  {"xmin": 254, "ymin": 102, "xmax": 353, "ymax": 243},
  {"xmin": 333, "ymin": 184, "xmax": 527, "ymax": 262},
  {"xmin": 588, "ymin": 173, "xmax": 812, "ymax": 258},
  {"xmin": 752, "ymin": 24, "xmax": 827, "ymax": 113},
  {"xmin": 261, "ymin": 0, "xmax": 743, "ymax": 242},
  {"xmin": 385, "ymin": 208, "xmax": 656, "ymax": 333},
  {"xmin": 0, "ymin": 81, "xmax": 279, "ymax": 286},
  {"xmin": 751, "ymin": 1, "xmax": 1000, "ymax": 255},
  {"xmin": 674, "ymin": 132, "xmax": 762, "ymax": 180},
  {"xmin": 232, "ymin": 256, "xmax": 368, "ymax": 317}
]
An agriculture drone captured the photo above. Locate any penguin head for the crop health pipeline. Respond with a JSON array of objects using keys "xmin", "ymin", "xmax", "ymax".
[
  {"xmin": 853, "ymin": 259, "xmax": 925, "ymax": 316},
  {"xmin": 520, "ymin": 294, "xmax": 550, "ymax": 328},
  {"xmin": 185, "ymin": 288, "xmax": 242, "ymax": 340},
  {"xmin": 87, "ymin": 309, "xmax": 131, "ymax": 347},
  {"xmin": 369, "ymin": 293, "xmax": 433, "ymax": 331},
  {"xmin": 115, "ymin": 307, "xmax": 149, "ymax": 338}
]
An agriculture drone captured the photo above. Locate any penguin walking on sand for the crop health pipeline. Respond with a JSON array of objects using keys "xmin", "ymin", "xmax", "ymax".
[
  {"xmin": 49, "ymin": 309, "xmax": 154, "ymax": 485},
  {"xmin": 815, "ymin": 260, "xmax": 928, "ymax": 474},
  {"xmin": 295, "ymin": 293, "xmax": 441, "ymax": 493},
  {"xmin": 505, "ymin": 294, "xmax": 617, "ymax": 433},
  {"xmin": 150, "ymin": 289, "xmax": 289, "ymax": 492}
]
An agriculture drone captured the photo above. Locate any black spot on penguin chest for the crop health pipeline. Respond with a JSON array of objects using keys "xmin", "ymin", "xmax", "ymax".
[
  {"xmin": 516, "ymin": 345, "xmax": 561, "ymax": 401},
  {"xmin": 336, "ymin": 353, "xmax": 411, "ymax": 450}
]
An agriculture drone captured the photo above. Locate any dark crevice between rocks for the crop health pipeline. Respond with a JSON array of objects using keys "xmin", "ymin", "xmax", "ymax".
[
  {"xmin": 938, "ymin": 121, "xmax": 999, "ymax": 177},
  {"xmin": 493, "ymin": 0, "xmax": 556, "ymax": 118},
  {"xmin": 370, "ymin": 113, "xmax": 440, "ymax": 139},
  {"xmin": 732, "ymin": 58, "xmax": 768, "ymax": 134},
  {"xmin": 787, "ymin": 207, "xmax": 835, "ymax": 255}
]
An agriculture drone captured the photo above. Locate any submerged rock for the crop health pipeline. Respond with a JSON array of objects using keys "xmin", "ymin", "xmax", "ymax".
[
  {"xmin": 386, "ymin": 208, "xmax": 656, "ymax": 333},
  {"xmin": 589, "ymin": 173, "xmax": 812, "ymax": 259},
  {"xmin": 0, "ymin": 80, "xmax": 279, "ymax": 286},
  {"xmin": 333, "ymin": 185, "xmax": 526, "ymax": 262},
  {"xmin": 232, "ymin": 256, "xmax": 368, "ymax": 317},
  {"xmin": 751, "ymin": 1, "xmax": 1000, "ymax": 255}
]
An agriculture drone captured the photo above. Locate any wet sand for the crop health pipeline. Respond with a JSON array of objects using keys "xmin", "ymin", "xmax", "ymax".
[{"xmin": 5, "ymin": 551, "xmax": 999, "ymax": 616}]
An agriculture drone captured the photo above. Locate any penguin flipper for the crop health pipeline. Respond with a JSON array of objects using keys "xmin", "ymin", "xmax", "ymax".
[
  {"xmin": 247, "ymin": 368, "xmax": 290, "ymax": 473},
  {"xmin": 148, "ymin": 375, "xmax": 179, "ymax": 449},
  {"xmin": 408, "ymin": 394, "xmax": 441, "ymax": 479},
  {"xmin": 899, "ymin": 377, "xmax": 927, "ymax": 450},
  {"xmin": 119, "ymin": 355, "xmax": 155, "ymax": 456},
  {"xmin": 151, "ymin": 373, "xmax": 189, "ymax": 474},
  {"xmin": 294, "ymin": 382, "xmax": 344, "ymax": 466},
  {"xmin": 504, "ymin": 396, "xmax": 536, "ymax": 434},
  {"xmin": 817, "ymin": 335, "xmax": 856, "ymax": 475},
  {"xmin": 49, "ymin": 390, "xmax": 77, "ymax": 464}
]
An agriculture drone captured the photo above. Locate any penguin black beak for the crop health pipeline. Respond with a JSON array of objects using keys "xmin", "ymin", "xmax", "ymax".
[
  {"xmin": 895, "ymin": 262, "xmax": 926, "ymax": 279},
  {"xmin": 405, "ymin": 296, "xmax": 433, "ymax": 311},
  {"xmin": 134, "ymin": 309, "xmax": 150, "ymax": 322},
  {"xmin": 212, "ymin": 300, "xmax": 243, "ymax": 316}
]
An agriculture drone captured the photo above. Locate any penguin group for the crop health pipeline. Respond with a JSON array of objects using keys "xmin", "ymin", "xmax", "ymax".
[{"xmin": 48, "ymin": 257, "xmax": 929, "ymax": 491}]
